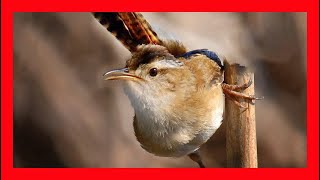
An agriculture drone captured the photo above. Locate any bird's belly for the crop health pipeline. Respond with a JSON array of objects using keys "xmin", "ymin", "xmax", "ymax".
[
  {"xmin": 134, "ymin": 108, "xmax": 223, "ymax": 157},
  {"xmin": 136, "ymin": 125, "xmax": 219, "ymax": 157},
  {"xmin": 130, "ymin": 84, "xmax": 225, "ymax": 157},
  {"xmin": 136, "ymin": 135, "xmax": 200, "ymax": 157}
]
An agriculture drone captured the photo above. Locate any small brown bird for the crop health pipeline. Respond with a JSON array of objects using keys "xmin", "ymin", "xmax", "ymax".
[{"xmin": 93, "ymin": 12, "xmax": 258, "ymax": 168}]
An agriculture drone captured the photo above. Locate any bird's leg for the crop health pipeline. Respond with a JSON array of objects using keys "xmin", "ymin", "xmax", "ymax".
[
  {"xmin": 188, "ymin": 150, "xmax": 205, "ymax": 168},
  {"xmin": 222, "ymin": 78, "xmax": 263, "ymax": 104}
]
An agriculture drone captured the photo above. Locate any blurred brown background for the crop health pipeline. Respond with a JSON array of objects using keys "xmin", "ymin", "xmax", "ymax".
[{"xmin": 13, "ymin": 12, "xmax": 306, "ymax": 168}]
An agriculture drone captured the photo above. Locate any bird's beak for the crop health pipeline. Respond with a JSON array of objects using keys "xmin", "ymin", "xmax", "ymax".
[{"xmin": 103, "ymin": 68, "xmax": 142, "ymax": 81}]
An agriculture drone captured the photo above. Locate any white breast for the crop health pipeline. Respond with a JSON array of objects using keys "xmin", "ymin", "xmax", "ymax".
[{"xmin": 123, "ymin": 82, "xmax": 224, "ymax": 157}]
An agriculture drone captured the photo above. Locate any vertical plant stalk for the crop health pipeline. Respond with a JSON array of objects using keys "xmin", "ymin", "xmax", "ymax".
[{"xmin": 225, "ymin": 64, "xmax": 258, "ymax": 168}]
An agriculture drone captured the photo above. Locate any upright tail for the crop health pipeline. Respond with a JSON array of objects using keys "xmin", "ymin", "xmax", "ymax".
[{"xmin": 93, "ymin": 12, "xmax": 163, "ymax": 52}]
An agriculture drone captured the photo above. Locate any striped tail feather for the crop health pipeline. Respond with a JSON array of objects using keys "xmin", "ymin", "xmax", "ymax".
[
  {"xmin": 93, "ymin": 12, "xmax": 163, "ymax": 52},
  {"xmin": 117, "ymin": 13, "xmax": 163, "ymax": 45},
  {"xmin": 93, "ymin": 12, "xmax": 139, "ymax": 51}
]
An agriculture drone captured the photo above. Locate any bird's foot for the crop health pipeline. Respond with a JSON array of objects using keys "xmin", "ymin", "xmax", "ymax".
[{"xmin": 222, "ymin": 79, "xmax": 263, "ymax": 108}]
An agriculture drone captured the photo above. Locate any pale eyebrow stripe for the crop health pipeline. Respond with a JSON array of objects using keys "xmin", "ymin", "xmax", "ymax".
[{"xmin": 156, "ymin": 60, "xmax": 183, "ymax": 68}]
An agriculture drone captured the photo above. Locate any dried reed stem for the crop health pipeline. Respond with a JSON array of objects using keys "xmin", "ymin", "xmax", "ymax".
[{"xmin": 224, "ymin": 63, "xmax": 258, "ymax": 168}]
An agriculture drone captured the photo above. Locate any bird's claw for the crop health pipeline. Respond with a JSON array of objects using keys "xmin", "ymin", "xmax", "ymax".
[{"xmin": 222, "ymin": 78, "xmax": 263, "ymax": 108}]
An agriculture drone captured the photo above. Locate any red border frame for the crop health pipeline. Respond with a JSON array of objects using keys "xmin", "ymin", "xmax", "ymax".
[{"xmin": 1, "ymin": 0, "xmax": 319, "ymax": 179}]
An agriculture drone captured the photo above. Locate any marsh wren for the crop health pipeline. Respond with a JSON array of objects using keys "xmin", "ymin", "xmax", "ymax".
[{"xmin": 94, "ymin": 12, "xmax": 257, "ymax": 168}]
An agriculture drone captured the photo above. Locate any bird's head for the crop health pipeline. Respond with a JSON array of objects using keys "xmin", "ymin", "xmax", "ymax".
[
  {"xmin": 104, "ymin": 44, "xmax": 194, "ymax": 105},
  {"xmin": 103, "ymin": 41, "xmax": 224, "ymax": 118}
]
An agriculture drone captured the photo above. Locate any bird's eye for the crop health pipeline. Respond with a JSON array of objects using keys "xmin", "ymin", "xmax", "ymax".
[{"xmin": 149, "ymin": 68, "xmax": 158, "ymax": 77}]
